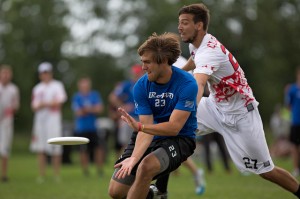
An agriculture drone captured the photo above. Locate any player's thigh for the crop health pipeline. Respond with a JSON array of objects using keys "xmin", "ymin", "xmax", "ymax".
[
  {"xmin": 223, "ymin": 109, "xmax": 274, "ymax": 174},
  {"xmin": 196, "ymin": 98, "xmax": 222, "ymax": 135},
  {"xmin": 152, "ymin": 137, "xmax": 196, "ymax": 179}
]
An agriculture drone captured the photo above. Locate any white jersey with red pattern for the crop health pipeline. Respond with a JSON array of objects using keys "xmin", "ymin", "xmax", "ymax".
[
  {"xmin": 191, "ymin": 34, "xmax": 274, "ymax": 174},
  {"xmin": 190, "ymin": 33, "xmax": 257, "ymax": 114}
]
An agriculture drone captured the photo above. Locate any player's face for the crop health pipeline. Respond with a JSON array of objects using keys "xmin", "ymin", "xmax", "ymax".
[
  {"xmin": 39, "ymin": 71, "xmax": 52, "ymax": 82},
  {"xmin": 78, "ymin": 78, "xmax": 91, "ymax": 94},
  {"xmin": 178, "ymin": 14, "xmax": 199, "ymax": 43},
  {"xmin": 140, "ymin": 52, "xmax": 163, "ymax": 83},
  {"xmin": 0, "ymin": 69, "xmax": 12, "ymax": 85}
]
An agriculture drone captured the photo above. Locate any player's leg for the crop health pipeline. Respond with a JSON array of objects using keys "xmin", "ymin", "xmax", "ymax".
[
  {"xmin": 48, "ymin": 121, "xmax": 62, "ymax": 181},
  {"xmin": 49, "ymin": 144, "xmax": 63, "ymax": 181},
  {"xmin": 109, "ymin": 133, "xmax": 140, "ymax": 198},
  {"xmin": 52, "ymin": 154, "xmax": 61, "ymax": 181},
  {"xmin": 76, "ymin": 133, "xmax": 90, "ymax": 175},
  {"xmin": 152, "ymin": 173, "xmax": 170, "ymax": 195},
  {"xmin": 79, "ymin": 144, "xmax": 89, "ymax": 175},
  {"xmin": 224, "ymin": 108, "xmax": 300, "ymax": 197},
  {"xmin": 259, "ymin": 166, "xmax": 299, "ymax": 194},
  {"xmin": 93, "ymin": 133, "xmax": 106, "ymax": 176},
  {"xmin": 289, "ymin": 125, "xmax": 300, "ymax": 177},
  {"xmin": 147, "ymin": 137, "xmax": 196, "ymax": 199},
  {"xmin": 109, "ymin": 171, "xmax": 133, "ymax": 199},
  {"xmin": 182, "ymin": 157, "xmax": 206, "ymax": 195},
  {"xmin": 37, "ymin": 152, "xmax": 46, "ymax": 180},
  {"xmin": 127, "ymin": 148, "xmax": 164, "ymax": 199},
  {"xmin": 0, "ymin": 119, "xmax": 13, "ymax": 182},
  {"xmin": 202, "ymin": 134, "xmax": 213, "ymax": 173}
]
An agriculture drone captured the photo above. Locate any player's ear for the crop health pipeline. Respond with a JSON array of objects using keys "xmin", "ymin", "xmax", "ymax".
[{"xmin": 196, "ymin": 22, "xmax": 203, "ymax": 31}]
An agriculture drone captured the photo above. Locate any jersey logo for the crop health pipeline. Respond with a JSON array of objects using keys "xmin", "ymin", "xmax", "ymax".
[
  {"xmin": 263, "ymin": 161, "xmax": 271, "ymax": 168},
  {"xmin": 148, "ymin": 92, "xmax": 174, "ymax": 99},
  {"xmin": 184, "ymin": 100, "xmax": 194, "ymax": 108}
]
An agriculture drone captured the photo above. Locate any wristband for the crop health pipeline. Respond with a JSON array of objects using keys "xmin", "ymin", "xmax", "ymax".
[
  {"xmin": 138, "ymin": 122, "xmax": 142, "ymax": 132},
  {"xmin": 137, "ymin": 122, "xmax": 145, "ymax": 132}
]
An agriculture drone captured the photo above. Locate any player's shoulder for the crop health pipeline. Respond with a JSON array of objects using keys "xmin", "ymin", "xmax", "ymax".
[
  {"xmin": 173, "ymin": 66, "xmax": 194, "ymax": 80},
  {"xmin": 51, "ymin": 79, "xmax": 63, "ymax": 86},
  {"xmin": 33, "ymin": 82, "xmax": 43, "ymax": 91},
  {"xmin": 198, "ymin": 34, "xmax": 222, "ymax": 52},
  {"xmin": 290, "ymin": 83, "xmax": 299, "ymax": 92},
  {"xmin": 6, "ymin": 83, "xmax": 19, "ymax": 91},
  {"xmin": 10, "ymin": 83, "xmax": 19, "ymax": 94},
  {"xmin": 50, "ymin": 80, "xmax": 66, "ymax": 90},
  {"xmin": 135, "ymin": 74, "xmax": 148, "ymax": 85},
  {"xmin": 91, "ymin": 90, "xmax": 101, "ymax": 97},
  {"xmin": 173, "ymin": 67, "xmax": 197, "ymax": 89}
]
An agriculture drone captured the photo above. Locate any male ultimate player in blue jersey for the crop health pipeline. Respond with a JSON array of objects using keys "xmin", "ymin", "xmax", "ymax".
[{"xmin": 108, "ymin": 32, "xmax": 198, "ymax": 199}]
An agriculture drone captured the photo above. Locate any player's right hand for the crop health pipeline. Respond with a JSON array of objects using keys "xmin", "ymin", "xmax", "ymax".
[{"xmin": 118, "ymin": 107, "xmax": 139, "ymax": 131}]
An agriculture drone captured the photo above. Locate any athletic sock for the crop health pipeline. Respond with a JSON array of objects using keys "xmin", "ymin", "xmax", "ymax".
[
  {"xmin": 155, "ymin": 174, "xmax": 170, "ymax": 193},
  {"xmin": 294, "ymin": 185, "xmax": 300, "ymax": 198}
]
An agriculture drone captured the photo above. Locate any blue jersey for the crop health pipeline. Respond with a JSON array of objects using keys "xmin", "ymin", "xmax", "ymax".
[
  {"xmin": 287, "ymin": 84, "xmax": 300, "ymax": 125},
  {"xmin": 133, "ymin": 66, "xmax": 198, "ymax": 139},
  {"xmin": 72, "ymin": 90, "xmax": 103, "ymax": 133},
  {"xmin": 114, "ymin": 80, "xmax": 136, "ymax": 117}
]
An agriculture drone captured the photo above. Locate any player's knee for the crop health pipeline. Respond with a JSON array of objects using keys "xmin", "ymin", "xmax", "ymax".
[
  {"xmin": 138, "ymin": 157, "xmax": 159, "ymax": 179},
  {"xmin": 259, "ymin": 168, "xmax": 275, "ymax": 181},
  {"xmin": 108, "ymin": 182, "xmax": 126, "ymax": 199}
]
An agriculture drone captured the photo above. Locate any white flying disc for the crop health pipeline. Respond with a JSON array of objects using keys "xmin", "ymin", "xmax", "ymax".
[{"xmin": 47, "ymin": 137, "xmax": 90, "ymax": 145}]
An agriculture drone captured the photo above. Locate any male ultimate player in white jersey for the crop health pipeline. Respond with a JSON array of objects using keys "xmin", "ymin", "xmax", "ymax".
[{"xmin": 176, "ymin": 3, "xmax": 300, "ymax": 198}]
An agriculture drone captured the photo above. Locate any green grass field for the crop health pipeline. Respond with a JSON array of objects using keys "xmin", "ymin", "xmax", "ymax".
[{"xmin": 0, "ymin": 133, "xmax": 297, "ymax": 199}]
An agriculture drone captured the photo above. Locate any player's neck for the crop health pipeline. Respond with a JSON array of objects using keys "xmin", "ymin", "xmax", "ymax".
[
  {"xmin": 155, "ymin": 66, "xmax": 172, "ymax": 84},
  {"xmin": 192, "ymin": 32, "xmax": 207, "ymax": 48},
  {"xmin": 0, "ymin": 81, "xmax": 10, "ymax": 86}
]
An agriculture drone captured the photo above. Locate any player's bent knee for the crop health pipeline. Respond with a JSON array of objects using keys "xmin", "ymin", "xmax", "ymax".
[
  {"xmin": 138, "ymin": 156, "xmax": 161, "ymax": 178},
  {"xmin": 108, "ymin": 180, "xmax": 128, "ymax": 199}
]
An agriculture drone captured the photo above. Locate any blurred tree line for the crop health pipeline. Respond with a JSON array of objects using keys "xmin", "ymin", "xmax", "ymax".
[{"xmin": 0, "ymin": 0, "xmax": 299, "ymax": 132}]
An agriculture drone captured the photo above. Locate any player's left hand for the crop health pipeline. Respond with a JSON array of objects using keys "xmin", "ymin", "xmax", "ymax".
[
  {"xmin": 118, "ymin": 107, "xmax": 139, "ymax": 131},
  {"xmin": 114, "ymin": 157, "xmax": 138, "ymax": 179}
]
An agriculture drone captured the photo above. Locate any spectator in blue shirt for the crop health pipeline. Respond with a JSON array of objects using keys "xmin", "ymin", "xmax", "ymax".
[
  {"xmin": 286, "ymin": 66, "xmax": 300, "ymax": 177},
  {"xmin": 72, "ymin": 76, "xmax": 104, "ymax": 176}
]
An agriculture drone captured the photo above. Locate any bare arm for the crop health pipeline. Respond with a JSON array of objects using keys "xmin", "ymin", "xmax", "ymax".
[
  {"xmin": 193, "ymin": 73, "xmax": 209, "ymax": 104},
  {"xmin": 129, "ymin": 115, "xmax": 154, "ymax": 163},
  {"xmin": 114, "ymin": 114, "xmax": 154, "ymax": 178},
  {"xmin": 141, "ymin": 109, "xmax": 191, "ymax": 136},
  {"xmin": 181, "ymin": 57, "xmax": 196, "ymax": 71},
  {"xmin": 118, "ymin": 108, "xmax": 191, "ymax": 137}
]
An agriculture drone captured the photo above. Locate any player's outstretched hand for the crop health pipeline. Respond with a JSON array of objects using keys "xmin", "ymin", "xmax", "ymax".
[
  {"xmin": 114, "ymin": 157, "xmax": 138, "ymax": 179},
  {"xmin": 118, "ymin": 107, "xmax": 139, "ymax": 131}
]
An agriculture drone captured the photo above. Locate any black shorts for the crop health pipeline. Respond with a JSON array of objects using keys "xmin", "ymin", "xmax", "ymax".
[
  {"xmin": 75, "ymin": 132, "xmax": 103, "ymax": 152},
  {"xmin": 115, "ymin": 132, "xmax": 196, "ymax": 179},
  {"xmin": 289, "ymin": 125, "xmax": 300, "ymax": 145}
]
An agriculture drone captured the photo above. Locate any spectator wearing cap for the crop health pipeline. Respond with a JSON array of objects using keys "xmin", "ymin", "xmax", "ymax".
[
  {"xmin": 30, "ymin": 62, "xmax": 67, "ymax": 183},
  {"xmin": 108, "ymin": 64, "xmax": 144, "ymax": 156}
]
